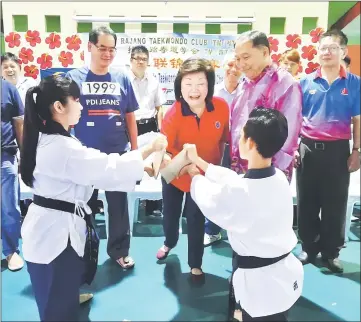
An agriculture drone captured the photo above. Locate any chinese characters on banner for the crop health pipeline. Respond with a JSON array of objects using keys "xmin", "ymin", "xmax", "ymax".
[{"xmin": 82, "ymin": 33, "xmax": 238, "ymax": 106}]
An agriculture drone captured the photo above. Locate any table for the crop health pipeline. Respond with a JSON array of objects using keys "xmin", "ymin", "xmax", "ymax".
[{"xmin": 19, "ymin": 170, "xmax": 360, "ymax": 238}]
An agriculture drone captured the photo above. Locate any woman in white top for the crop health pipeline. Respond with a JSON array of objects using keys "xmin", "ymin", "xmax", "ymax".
[
  {"xmin": 1, "ymin": 52, "xmax": 38, "ymax": 105},
  {"xmin": 19, "ymin": 74, "xmax": 167, "ymax": 321}
]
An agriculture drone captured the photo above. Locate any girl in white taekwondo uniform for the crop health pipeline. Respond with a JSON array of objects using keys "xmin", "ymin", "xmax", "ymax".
[
  {"xmin": 183, "ymin": 108, "xmax": 303, "ymax": 321},
  {"xmin": 19, "ymin": 75, "xmax": 167, "ymax": 321}
]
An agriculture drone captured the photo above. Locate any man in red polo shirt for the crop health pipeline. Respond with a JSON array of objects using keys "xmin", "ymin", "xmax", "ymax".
[{"xmin": 296, "ymin": 29, "xmax": 360, "ymax": 273}]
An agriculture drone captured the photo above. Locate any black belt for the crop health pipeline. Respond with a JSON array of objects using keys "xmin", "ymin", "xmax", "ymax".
[
  {"xmin": 236, "ymin": 252, "xmax": 290, "ymax": 269},
  {"xmin": 33, "ymin": 195, "xmax": 99, "ymax": 285},
  {"xmin": 301, "ymin": 137, "xmax": 349, "ymax": 151},
  {"xmin": 136, "ymin": 117, "xmax": 156, "ymax": 125}
]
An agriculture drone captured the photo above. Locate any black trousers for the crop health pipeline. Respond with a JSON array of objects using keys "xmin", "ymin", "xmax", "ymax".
[
  {"xmin": 242, "ymin": 309, "xmax": 288, "ymax": 321},
  {"xmin": 88, "ymin": 151, "xmax": 131, "ymax": 260},
  {"xmin": 27, "ymin": 244, "xmax": 84, "ymax": 321},
  {"xmin": 162, "ymin": 178, "xmax": 205, "ymax": 269},
  {"xmin": 137, "ymin": 117, "xmax": 162, "ymax": 214},
  {"xmin": 296, "ymin": 138, "xmax": 350, "ymax": 259}
]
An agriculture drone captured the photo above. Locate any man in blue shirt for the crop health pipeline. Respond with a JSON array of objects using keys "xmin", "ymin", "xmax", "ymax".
[
  {"xmin": 1, "ymin": 79, "xmax": 24, "ymax": 271},
  {"xmin": 296, "ymin": 29, "xmax": 360, "ymax": 273},
  {"xmin": 67, "ymin": 26, "xmax": 139, "ymax": 269}
]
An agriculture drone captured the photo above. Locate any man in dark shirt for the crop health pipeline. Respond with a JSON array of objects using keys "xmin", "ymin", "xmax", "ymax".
[{"xmin": 1, "ymin": 79, "xmax": 25, "ymax": 271}]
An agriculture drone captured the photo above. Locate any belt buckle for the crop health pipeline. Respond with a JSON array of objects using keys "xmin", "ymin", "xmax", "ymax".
[{"xmin": 315, "ymin": 142, "xmax": 325, "ymax": 150}]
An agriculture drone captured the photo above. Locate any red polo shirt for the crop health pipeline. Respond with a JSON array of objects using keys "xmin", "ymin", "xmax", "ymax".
[{"xmin": 161, "ymin": 97, "xmax": 229, "ymax": 192}]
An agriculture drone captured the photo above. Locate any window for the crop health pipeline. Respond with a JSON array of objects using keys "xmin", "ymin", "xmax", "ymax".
[
  {"xmin": 237, "ymin": 23, "xmax": 252, "ymax": 34},
  {"xmin": 110, "ymin": 23, "xmax": 125, "ymax": 33},
  {"xmin": 205, "ymin": 24, "xmax": 221, "ymax": 34},
  {"xmin": 270, "ymin": 17, "xmax": 286, "ymax": 34},
  {"xmin": 46, "ymin": 16, "xmax": 61, "ymax": 32},
  {"xmin": 77, "ymin": 22, "xmax": 92, "ymax": 33},
  {"xmin": 141, "ymin": 16, "xmax": 157, "ymax": 33},
  {"xmin": 302, "ymin": 17, "xmax": 318, "ymax": 34},
  {"xmin": 13, "ymin": 15, "xmax": 28, "ymax": 32},
  {"xmin": 141, "ymin": 23, "xmax": 157, "ymax": 33},
  {"xmin": 173, "ymin": 23, "xmax": 189, "ymax": 33}
]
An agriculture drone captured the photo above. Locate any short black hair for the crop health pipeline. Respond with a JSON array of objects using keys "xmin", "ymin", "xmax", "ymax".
[
  {"xmin": 1, "ymin": 52, "xmax": 21, "ymax": 66},
  {"xmin": 320, "ymin": 29, "xmax": 348, "ymax": 47},
  {"xmin": 174, "ymin": 58, "xmax": 215, "ymax": 101},
  {"xmin": 89, "ymin": 26, "xmax": 117, "ymax": 46},
  {"xmin": 243, "ymin": 107, "xmax": 288, "ymax": 159},
  {"xmin": 236, "ymin": 30, "xmax": 270, "ymax": 53},
  {"xmin": 131, "ymin": 46, "xmax": 149, "ymax": 59},
  {"xmin": 343, "ymin": 55, "xmax": 351, "ymax": 66}
]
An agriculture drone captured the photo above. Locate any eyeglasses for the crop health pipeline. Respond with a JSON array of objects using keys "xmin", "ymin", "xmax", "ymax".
[
  {"xmin": 131, "ymin": 57, "xmax": 148, "ymax": 63},
  {"xmin": 319, "ymin": 46, "xmax": 344, "ymax": 53},
  {"xmin": 93, "ymin": 44, "xmax": 117, "ymax": 54}
]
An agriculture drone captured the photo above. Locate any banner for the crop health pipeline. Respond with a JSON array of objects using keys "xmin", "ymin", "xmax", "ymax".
[
  {"xmin": 82, "ymin": 33, "xmax": 238, "ymax": 106},
  {"xmin": 40, "ymin": 67, "xmax": 74, "ymax": 79}
]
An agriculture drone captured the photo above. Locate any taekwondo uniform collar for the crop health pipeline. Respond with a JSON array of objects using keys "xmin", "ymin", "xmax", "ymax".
[
  {"xmin": 180, "ymin": 98, "xmax": 215, "ymax": 117},
  {"xmin": 244, "ymin": 166, "xmax": 276, "ymax": 179},
  {"xmin": 41, "ymin": 120, "xmax": 71, "ymax": 138}
]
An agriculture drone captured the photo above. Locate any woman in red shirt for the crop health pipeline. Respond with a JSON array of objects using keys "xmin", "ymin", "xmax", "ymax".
[{"xmin": 157, "ymin": 58, "xmax": 229, "ymax": 282}]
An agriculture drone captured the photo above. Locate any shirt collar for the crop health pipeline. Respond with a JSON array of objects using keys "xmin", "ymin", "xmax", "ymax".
[
  {"xmin": 243, "ymin": 64, "xmax": 277, "ymax": 84},
  {"xmin": 180, "ymin": 98, "xmax": 215, "ymax": 116},
  {"xmin": 314, "ymin": 65, "xmax": 348, "ymax": 80},
  {"xmin": 244, "ymin": 166, "xmax": 276, "ymax": 179},
  {"xmin": 130, "ymin": 69, "xmax": 148, "ymax": 82},
  {"xmin": 220, "ymin": 81, "xmax": 240, "ymax": 95}
]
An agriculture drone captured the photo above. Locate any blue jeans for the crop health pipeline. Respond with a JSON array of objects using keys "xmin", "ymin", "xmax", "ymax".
[
  {"xmin": 204, "ymin": 144, "xmax": 231, "ymax": 236},
  {"xmin": 1, "ymin": 152, "xmax": 21, "ymax": 257}
]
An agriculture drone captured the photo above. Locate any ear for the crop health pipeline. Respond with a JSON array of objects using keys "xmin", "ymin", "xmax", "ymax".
[
  {"xmin": 87, "ymin": 42, "xmax": 92, "ymax": 53},
  {"xmin": 52, "ymin": 101, "xmax": 65, "ymax": 114},
  {"xmin": 263, "ymin": 46, "xmax": 270, "ymax": 58},
  {"xmin": 342, "ymin": 47, "xmax": 348, "ymax": 59}
]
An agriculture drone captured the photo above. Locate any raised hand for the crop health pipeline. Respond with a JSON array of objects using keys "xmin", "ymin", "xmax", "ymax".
[
  {"xmin": 152, "ymin": 134, "xmax": 168, "ymax": 152},
  {"xmin": 183, "ymin": 143, "xmax": 198, "ymax": 164}
]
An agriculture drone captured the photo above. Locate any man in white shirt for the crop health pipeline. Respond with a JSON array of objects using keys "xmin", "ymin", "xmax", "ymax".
[
  {"xmin": 204, "ymin": 54, "xmax": 242, "ymax": 246},
  {"xmin": 129, "ymin": 45, "xmax": 166, "ymax": 216},
  {"xmin": 183, "ymin": 107, "xmax": 303, "ymax": 321}
]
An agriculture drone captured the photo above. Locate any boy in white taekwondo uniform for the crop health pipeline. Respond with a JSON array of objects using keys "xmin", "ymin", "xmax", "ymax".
[
  {"xmin": 183, "ymin": 107, "xmax": 303, "ymax": 321},
  {"xmin": 20, "ymin": 75, "xmax": 167, "ymax": 321}
]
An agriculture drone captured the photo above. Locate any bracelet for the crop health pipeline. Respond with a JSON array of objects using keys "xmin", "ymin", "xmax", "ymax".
[{"xmin": 353, "ymin": 147, "xmax": 360, "ymax": 152}]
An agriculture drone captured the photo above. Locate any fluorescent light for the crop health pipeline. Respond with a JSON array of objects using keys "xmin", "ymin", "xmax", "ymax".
[{"xmin": 73, "ymin": 15, "xmax": 255, "ymax": 24}]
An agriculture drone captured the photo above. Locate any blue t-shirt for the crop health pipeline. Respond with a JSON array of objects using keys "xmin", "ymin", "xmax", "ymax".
[
  {"xmin": 1, "ymin": 79, "xmax": 24, "ymax": 155},
  {"xmin": 66, "ymin": 67, "xmax": 139, "ymax": 153}
]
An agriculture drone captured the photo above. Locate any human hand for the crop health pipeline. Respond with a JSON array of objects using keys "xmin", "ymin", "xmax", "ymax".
[{"xmin": 183, "ymin": 143, "xmax": 198, "ymax": 164}]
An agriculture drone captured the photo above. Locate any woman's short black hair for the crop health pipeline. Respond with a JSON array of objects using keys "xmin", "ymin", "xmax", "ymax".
[{"xmin": 174, "ymin": 58, "xmax": 215, "ymax": 101}]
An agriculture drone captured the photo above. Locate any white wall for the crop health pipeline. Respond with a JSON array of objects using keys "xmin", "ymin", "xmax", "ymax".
[{"xmin": 2, "ymin": 2, "xmax": 328, "ymax": 35}]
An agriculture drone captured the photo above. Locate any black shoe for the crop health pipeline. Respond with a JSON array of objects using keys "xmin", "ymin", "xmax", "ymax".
[
  {"xmin": 322, "ymin": 257, "xmax": 344, "ymax": 273},
  {"xmin": 297, "ymin": 251, "xmax": 317, "ymax": 264}
]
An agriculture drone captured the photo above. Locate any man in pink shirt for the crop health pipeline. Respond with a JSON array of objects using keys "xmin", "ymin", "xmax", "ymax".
[{"xmin": 230, "ymin": 31, "xmax": 302, "ymax": 181}]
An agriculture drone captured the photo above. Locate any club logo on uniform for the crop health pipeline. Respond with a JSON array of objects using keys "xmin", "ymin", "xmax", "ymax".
[
  {"xmin": 293, "ymin": 281, "xmax": 298, "ymax": 291},
  {"xmin": 309, "ymin": 89, "xmax": 317, "ymax": 95},
  {"xmin": 341, "ymin": 88, "xmax": 348, "ymax": 95},
  {"xmin": 215, "ymin": 121, "xmax": 221, "ymax": 129}
]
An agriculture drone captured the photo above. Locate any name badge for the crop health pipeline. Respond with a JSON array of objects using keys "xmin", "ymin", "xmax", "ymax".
[
  {"xmin": 87, "ymin": 122, "xmax": 95, "ymax": 127},
  {"xmin": 82, "ymin": 82, "xmax": 121, "ymax": 96},
  {"xmin": 116, "ymin": 122, "xmax": 122, "ymax": 126}
]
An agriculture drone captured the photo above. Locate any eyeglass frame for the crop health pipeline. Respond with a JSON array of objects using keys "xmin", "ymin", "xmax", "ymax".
[
  {"xmin": 131, "ymin": 56, "xmax": 149, "ymax": 63},
  {"xmin": 92, "ymin": 44, "xmax": 117, "ymax": 54},
  {"xmin": 318, "ymin": 45, "xmax": 346, "ymax": 53}
]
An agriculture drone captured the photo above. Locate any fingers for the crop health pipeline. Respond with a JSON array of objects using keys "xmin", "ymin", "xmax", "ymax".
[{"xmin": 178, "ymin": 164, "xmax": 191, "ymax": 177}]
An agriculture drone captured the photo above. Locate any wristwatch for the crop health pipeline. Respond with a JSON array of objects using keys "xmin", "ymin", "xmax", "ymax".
[{"xmin": 353, "ymin": 147, "xmax": 360, "ymax": 152}]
